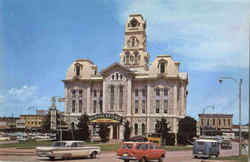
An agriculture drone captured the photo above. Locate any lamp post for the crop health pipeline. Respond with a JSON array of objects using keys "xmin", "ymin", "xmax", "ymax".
[{"xmin": 218, "ymin": 77, "xmax": 242, "ymax": 156}]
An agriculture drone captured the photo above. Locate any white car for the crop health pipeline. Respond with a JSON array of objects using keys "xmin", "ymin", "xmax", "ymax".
[{"xmin": 36, "ymin": 141, "xmax": 101, "ymax": 160}]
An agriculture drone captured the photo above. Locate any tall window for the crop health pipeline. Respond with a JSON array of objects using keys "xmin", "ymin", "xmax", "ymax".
[
  {"xmin": 93, "ymin": 100, "xmax": 97, "ymax": 113},
  {"xmin": 164, "ymin": 99, "xmax": 168, "ymax": 113},
  {"xmin": 79, "ymin": 90, "xmax": 83, "ymax": 97},
  {"xmin": 142, "ymin": 123, "xmax": 145, "ymax": 135},
  {"xmin": 135, "ymin": 89, "xmax": 139, "ymax": 97},
  {"xmin": 156, "ymin": 100, "xmax": 160, "ymax": 113},
  {"xmin": 207, "ymin": 119, "xmax": 209, "ymax": 126},
  {"xmin": 160, "ymin": 63, "xmax": 165, "ymax": 73},
  {"xmin": 100, "ymin": 90, "xmax": 103, "ymax": 97},
  {"xmin": 164, "ymin": 88, "xmax": 168, "ymax": 96},
  {"xmin": 119, "ymin": 86, "xmax": 123, "ymax": 110},
  {"xmin": 99, "ymin": 100, "xmax": 103, "ymax": 113},
  {"xmin": 223, "ymin": 119, "xmax": 226, "ymax": 126},
  {"xmin": 156, "ymin": 88, "xmax": 160, "ymax": 96},
  {"xmin": 72, "ymin": 100, "xmax": 75, "ymax": 113},
  {"xmin": 72, "ymin": 90, "xmax": 76, "ymax": 98},
  {"xmin": 110, "ymin": 85, "xmax": 114, "ymax": 110},
  {"xmin": 142, "ymin": 89, "xmax": 146, "ymax": 97},
  {"xmin": 93, "ymin": 90, "xmax": 97, "ymax": 97},
  {"xmin": 228, "ymin": 119, "xmax": 231, "ymax": 126},
  {"xmin": 213, "ymin": 119, "xmax": 215, "ymax": 125},
  {"xmin": 135, "ymin": 100, "xmax": 139, "ymax": 113},
  {"xmin": 201, "ymin": 119, "xmax": 204, "ymax": 126},
  {"xmin": 134, "ymin": 123, "xmax": 138, "ymax": 135},
  {"xmin": 79, "ymin": 100, "xmax": 82, "ymax": 113},
  {"xmin": 142, "ymin": 100, "xmax": 146, "ymax": 113},
  {"xmin": 219, "ymin": 119, "xmax": 221, "ymax": 126}
]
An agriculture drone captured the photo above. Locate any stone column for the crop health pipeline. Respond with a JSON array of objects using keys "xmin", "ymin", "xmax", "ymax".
[
  {"xmin": 180, "ymin": 82, "xmax": 185, "ymax": 116},
  {"xmin": 173, "ymin": 83, "xmax": 178, "ymax": 115},
  {"xmin": 87, "ymin": 86, "xmax": 91, "ymax": 114},
  {"xmin": 127, "ymin": 79, "xmax": 132, "ymax": 116},
  {"xmin": 146, "ymin": 84, "xmax": 151, "ymax": 134}
]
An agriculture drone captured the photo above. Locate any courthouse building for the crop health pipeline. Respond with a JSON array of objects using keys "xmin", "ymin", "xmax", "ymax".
[{"xmin": 62, "ymin": 14, "xmax": 188, "ymax": 140}]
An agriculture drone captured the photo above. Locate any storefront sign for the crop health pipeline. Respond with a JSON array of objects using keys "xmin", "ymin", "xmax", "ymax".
[{"xmin": 89, "ymin": 113, "xmax": 123, "ymax": 124}]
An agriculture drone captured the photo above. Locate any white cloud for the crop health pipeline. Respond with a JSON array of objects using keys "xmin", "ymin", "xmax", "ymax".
[
  {"xmin": 0, "ymin": 85, "xmax": 51, "ymax": 116},
  {"xmin": 114, "ymin": 0, "xmax": 250, "ymax": 71}
]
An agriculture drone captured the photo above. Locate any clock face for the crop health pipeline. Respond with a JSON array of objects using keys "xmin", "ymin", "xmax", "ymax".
[{"xmin": 127, "ymin": 37, "xmax": 139, "ymax": 48}]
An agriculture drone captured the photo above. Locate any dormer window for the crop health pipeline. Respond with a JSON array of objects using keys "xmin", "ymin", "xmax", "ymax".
[
  {"xmin": 74, "ymin": 63, "xmax": 82, "ymax": 76},
  {"xmin": 158, "ymin": 59, "xmax": 167, "ymax": 73},
  {"xmin": 160, "ymin": 63, "xmax": 165, "ymax": 73}
]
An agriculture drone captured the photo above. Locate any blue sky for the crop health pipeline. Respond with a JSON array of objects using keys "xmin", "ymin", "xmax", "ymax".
[{"xmin": 0, "ymin": 0, "xmax": 249, "ymax": 124}]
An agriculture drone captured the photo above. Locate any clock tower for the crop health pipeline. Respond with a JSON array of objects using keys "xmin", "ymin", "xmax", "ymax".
[{"xmin": 120, "ymin": 14, "xmax": 150, "ymax": 71}]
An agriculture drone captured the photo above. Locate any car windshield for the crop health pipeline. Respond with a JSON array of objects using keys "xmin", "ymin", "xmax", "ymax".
[
  {"xmin": 121, "ymin": 143, "xmax": 133, "ymax": 149},
  {"xmin": 52, "ymin": 142, "xmax": 66, "ymax": 147}
]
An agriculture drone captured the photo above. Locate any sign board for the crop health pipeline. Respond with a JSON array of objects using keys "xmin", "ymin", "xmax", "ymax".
[{"xmin": 89, "ymin": 113, "xmax": 122, "ymax": 124}]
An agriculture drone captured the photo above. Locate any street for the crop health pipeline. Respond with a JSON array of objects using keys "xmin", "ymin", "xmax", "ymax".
[{"xmin": 0, "ymin": 142, "xmax": 240, "ymax": 162}]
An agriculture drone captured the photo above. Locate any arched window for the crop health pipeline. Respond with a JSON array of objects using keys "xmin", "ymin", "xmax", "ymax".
[
  {"xmin": 134, "ymin": 51, "xmax": 139, "ymax": 64},
  {"xmin": 160, "ymin": 63, "xmax": 165, "ymax": 73},
  {"xmin": 130, "ymin": 18, "xmax": 139, "ymax": 27},
  {"xmin": 142, "ymin": 123, "xmax": 145, "ymax": 135},
  {"xmin": 134, "ymin": 123, "xmax": 138, "ymax": 135}
]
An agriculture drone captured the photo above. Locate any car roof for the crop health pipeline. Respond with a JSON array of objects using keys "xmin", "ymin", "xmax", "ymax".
[{"xmin": 196, "ymin": 139, "xmax": 218, "ymax": 142}]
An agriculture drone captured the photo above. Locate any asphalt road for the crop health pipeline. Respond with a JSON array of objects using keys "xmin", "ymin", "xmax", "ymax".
[{"xmin": 0, "ymin": 142, "xmax": 240, "ymax": 162}]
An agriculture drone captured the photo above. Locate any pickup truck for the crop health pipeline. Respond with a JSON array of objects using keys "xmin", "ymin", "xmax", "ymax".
[
  {"xmin": 36, "ymin": 141, "xmax": 101, "ymax": 160},
  {"xmin": 117, "ymin": 141, "xmax": 165, "ymax": 162}
]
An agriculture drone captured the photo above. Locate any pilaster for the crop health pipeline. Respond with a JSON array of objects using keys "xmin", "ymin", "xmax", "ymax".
[
  {"xmin": 127, "ymin": 79, "xmax": 132, "ymax": 115},
  {"xmin": 87, "ymin": 86, "xmax": 91, "ymax": 114}
]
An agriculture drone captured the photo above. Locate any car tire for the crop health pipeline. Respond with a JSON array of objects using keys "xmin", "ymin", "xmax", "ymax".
[
  {"xmin": 90, "ymin": 152, "xmax": 97, "ymax": 159},
  {"xmin": 124, "ymin": 160, "xmax": 129, "ymax": 162},
  {"xmin": 158, "ymin": 156, "xmax": 163, "ymax": 162},
  {"xmin": 49, "ymin": 157, "xmax": 55, "ymax": 160},
  {"xmin": 139, "ymin": 157, "xmax": 147, "ymax": 162}
]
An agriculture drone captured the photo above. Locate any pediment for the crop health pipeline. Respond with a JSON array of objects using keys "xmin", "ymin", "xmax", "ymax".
[
  {"xmin": 101, "ymin": 62, "xmax": 133, "ymax": 76},
  {"xmin": 100, "ymin": 62, "xmax": 134, "ymax": 81}
]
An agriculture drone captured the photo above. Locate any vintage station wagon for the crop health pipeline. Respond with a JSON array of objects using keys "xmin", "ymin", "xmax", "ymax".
[{"xmin": 117, "ymin": 141, "xmax": 165, "ymax": 162}]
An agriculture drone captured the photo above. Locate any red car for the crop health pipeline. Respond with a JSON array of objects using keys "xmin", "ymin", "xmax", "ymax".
[{"xmin": 117, "ymin": 141, "xmax": 165, "ymax": 162}]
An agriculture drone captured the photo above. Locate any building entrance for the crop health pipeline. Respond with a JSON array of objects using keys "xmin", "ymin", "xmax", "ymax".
[{"xmin": 89, "ymin": 113, "xmax": 123, "ymax": 140}]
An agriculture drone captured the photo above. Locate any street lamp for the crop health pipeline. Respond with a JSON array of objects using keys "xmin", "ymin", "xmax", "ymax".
[{"xmin": 218, "ymin": 77, "xmax": 243, "ymax": 156}]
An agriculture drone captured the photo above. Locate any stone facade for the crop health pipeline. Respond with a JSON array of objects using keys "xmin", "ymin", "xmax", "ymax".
[{"xmin": 62, "ymin": 14, "xmax": 188, "ymax": 140}]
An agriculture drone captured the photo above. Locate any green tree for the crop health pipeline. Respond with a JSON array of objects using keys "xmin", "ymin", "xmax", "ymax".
[
  {"xmin": 177, "ymin": 116, "xmax": 197, "ymax": 145},
  {"xmin": 123, "ymin": 121, "xmax": 132, "ymax": 141},
  {"xmin": 155, "ymin": 118, "xmax": 171, "ymax": 145},
  {"xmin": 77, "ymin": 114, "xmax": 90, "ymax": 141},
  {"xmin": 98, "ymin": 124, "xmax": 109, "ymax": 142}
]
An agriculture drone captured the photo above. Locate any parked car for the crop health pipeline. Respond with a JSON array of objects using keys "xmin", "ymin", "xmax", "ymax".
[
  {"xmin": 221, "ymin": 139, "xmax": 232, "ymax": 149},
  {"xmin": 193, "ymin": 139, "xmax": 220, "ymax": 159},
  {"xmin": 36, "ymin": 141, "xmax": 101, "ymax": 160},
  {"xmin": 117, "ymin": 141, "xmax": 165, "ymax": 162},
  {"xmin": 91, "ymin": 135, "xmax": 101, "ymax": 142}
]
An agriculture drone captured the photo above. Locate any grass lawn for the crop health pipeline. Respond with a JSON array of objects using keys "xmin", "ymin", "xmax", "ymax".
[
  {"xmin": 0, "ymin": 140, "xmax": 193, "ymax": 152},
  {"xmin": 164, "ymin": 145, "xmax": 193, "ymax": 151},
  {"xmin": 210, "ymin": 155, "xmax": 248, "ymax": 162},
  {"xmin": 0, "ymin": 140, "xmax": 53, "ymax": 149}
]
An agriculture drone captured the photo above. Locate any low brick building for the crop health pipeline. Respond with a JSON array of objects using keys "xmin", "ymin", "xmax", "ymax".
[{"xmin": 199, "ymin": 114, "xmax": 233, "ymax": 135}]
